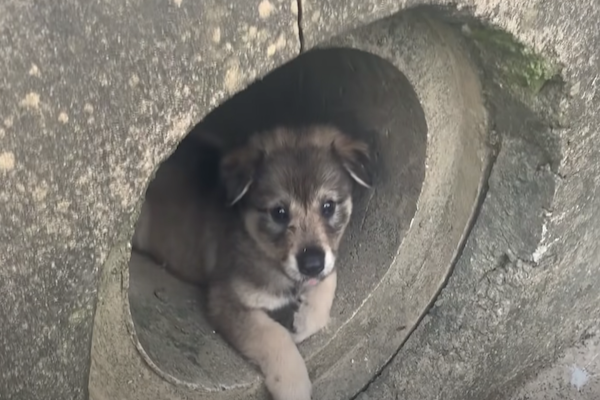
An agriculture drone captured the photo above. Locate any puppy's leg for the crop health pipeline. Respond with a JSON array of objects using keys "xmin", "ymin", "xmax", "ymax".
[
  {"xmin": 292, "ymin": 270, "xmax": 337, "ymax": 344},
  {"xmin": 209, "ymin": 293, "xmax": 311, "ymax": 400}
]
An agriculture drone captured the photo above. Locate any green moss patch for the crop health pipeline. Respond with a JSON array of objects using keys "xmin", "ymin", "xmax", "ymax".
[{"xmin": 467, "ymin": 26, "xmax": 559, "ymax": 95}]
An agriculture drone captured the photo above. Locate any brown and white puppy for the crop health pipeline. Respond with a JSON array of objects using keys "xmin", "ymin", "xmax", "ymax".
[{"xmin": 132, "ymin": 125, "xmax": 372, "ymax": 400}]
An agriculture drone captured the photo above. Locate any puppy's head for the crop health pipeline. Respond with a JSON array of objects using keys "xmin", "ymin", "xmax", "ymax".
[{"xmin": 220, "ymin": 125, "xmax": 372, "ymax": 283}]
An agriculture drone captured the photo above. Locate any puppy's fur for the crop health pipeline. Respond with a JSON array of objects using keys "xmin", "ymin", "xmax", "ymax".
[{"xmin": 132, "ymin": 125, "xmax": 372, "ymax": 400}]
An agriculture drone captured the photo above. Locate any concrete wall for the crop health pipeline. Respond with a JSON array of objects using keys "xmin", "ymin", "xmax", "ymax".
[{"xmin": 1, "ymin": 1, "xmax": 599, "ymax": 400}]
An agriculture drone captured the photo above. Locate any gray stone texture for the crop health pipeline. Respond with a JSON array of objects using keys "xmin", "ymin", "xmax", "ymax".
[
  {"xmin": 0, "ymin": 1, "xmax": 298, "ymax": 399},
  {"xmin": 331, "ymin": 1, "xmax": 598, "ymax": 400},
  {"xmin": 1, "ymin": 0, "xmax": 599, "ymax": 399},
  {"xmin": 510, "ymin": 324, "xmax": 600, "ymax": 399}
]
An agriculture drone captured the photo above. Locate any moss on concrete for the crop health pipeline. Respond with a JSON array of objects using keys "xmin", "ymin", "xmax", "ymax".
[{"xmin": 468, "ymin": 26, "xmax": 559, "ymax": 96}]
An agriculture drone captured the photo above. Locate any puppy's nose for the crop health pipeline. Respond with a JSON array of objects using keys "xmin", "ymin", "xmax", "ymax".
[{"xmin": 297, "ymin": 247, "xmax": 325, "ymax": 277}]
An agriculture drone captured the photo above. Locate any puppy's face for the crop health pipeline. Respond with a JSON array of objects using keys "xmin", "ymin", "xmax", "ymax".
[{"xmin": 221, "ymin": 126, "xmax": 372, "ymax": 283}]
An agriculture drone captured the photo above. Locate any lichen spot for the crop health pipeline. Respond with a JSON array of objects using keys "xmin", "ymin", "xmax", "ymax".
[
  {"xmin": 29, "ymin": 64, "xmax": 41, "ymax": 77},
  {"xmin": 267, "ymin": 34, "xmax": 287, "ymax": 57},
  {"xmin": 19, "ymin": 92, "xmax": 40, "ymax": 109},
  {"xmin": 290, "ymin": 0, "xmax": 298, "ymax": 15},
  {"xmin": 0, "ymin": 151, "xmax": 16, "ymax": 172},
  {"xmin": 224, "ymin": 63, "xmax": 241, "ymax": 94},
  {"xmin": 58, "ymin": 112, "xmax": 69, "ymax": 124},
  {"xmin": 249, "ymin": 26, "xmax": 258, "ymax": 38},
  {"xmin": 212, "ymin": 27, "xmax": 222, "ymax": 44},
  {"xmin": 129, "ymin": 74, "xmax": 140, "ymax": 87},
  {"xmin": 258, "ymin": 0, "xmax": 275, "ymax": 18},
  {"xmin": 84, "ymin": 103, "xmax": 94, "ymax": 114}
]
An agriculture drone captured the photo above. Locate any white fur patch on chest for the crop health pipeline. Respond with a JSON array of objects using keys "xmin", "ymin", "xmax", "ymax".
[{"xmin": 233, "ymin": 280, "xmax": 293, "ymax": 311}]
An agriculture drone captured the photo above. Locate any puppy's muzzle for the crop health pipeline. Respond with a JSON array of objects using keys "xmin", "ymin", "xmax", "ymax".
[{"xmin": 296, "ymin": 246, "xmax": 325, "ymax": 277}]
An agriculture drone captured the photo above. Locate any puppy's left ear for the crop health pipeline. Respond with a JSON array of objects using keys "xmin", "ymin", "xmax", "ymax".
[
  {"xmin": 332, "ymin": 136, "xmax": 373, "ymax": 188},
  {"xmin": 220, "ymin": 147, "xmax": 262, "ymax": 206}
]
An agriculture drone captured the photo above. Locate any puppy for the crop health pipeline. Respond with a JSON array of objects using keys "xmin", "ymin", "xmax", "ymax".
[{"xmin": 132, "ymin": 124, "xmax": 372, "ymax": 400}]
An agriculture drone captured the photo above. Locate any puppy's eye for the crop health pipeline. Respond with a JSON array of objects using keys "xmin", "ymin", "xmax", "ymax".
[
  {"xmin": 321, "ymin": 200, "xmax": 336, "ymax": 218},
  {"xmin": 270, "ymin": 206, "xmax": 290, "ymax": 224}
]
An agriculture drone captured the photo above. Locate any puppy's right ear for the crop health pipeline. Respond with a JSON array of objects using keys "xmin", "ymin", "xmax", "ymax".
[
  {"xmin": 332, "ymin": 135, "xmax": 373, "ymax": 189},
  {"xmin": 220, "ymin": 147, "xmax": 262, "ymax": 206}
]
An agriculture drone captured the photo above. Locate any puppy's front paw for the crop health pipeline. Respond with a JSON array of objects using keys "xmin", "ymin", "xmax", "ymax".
[
  {"xmin": 292, "ymin": 272, "xmax": 337, "ymax": 344},
  {"xmin": 291, "ymin": 307, "xmax": 310, "ymax": 344},
  {"xmin": 265, "ymin": 360, "xmax": 312, "ymax": 400},
  {"xmin": 292, "ymin": 301, "xmax": 330, "ymax": 344}
]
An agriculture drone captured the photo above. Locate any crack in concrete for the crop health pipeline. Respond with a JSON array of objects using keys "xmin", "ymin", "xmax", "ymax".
[{"xmin": 296, "ymin": 0, "xmax": 305, "ymax": 53}]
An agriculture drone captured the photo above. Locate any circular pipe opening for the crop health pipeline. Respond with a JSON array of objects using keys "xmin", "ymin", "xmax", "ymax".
[
  {"xmin": 128, "ymin": 46, "xmax": 427, "ymax": 390},
  {"xmin": 85, "ymin": 9, "xmax": 491, "ymax": 400}
]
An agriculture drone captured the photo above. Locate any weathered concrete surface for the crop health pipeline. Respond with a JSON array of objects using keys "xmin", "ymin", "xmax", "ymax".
[
  {"xmin": 300, "ymin": 1, "xmax": 600, "ymax": 399},
  {"xmin": 2, "ymin": 0, "xmax": 600, "ymax": 400},
  {"xmin": 0, "ymin": 1, "xmax": 298, "ymax": 399},
  {"xmin": 510, "ymin": 322, "xmax": 600, "ymax": 399}
]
